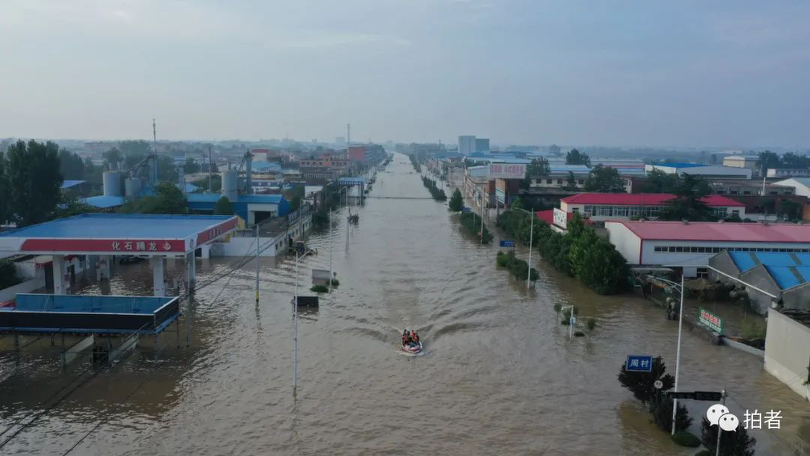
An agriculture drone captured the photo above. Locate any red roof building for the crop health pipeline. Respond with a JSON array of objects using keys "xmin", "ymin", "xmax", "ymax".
[
  {"xmin": 604, "ymin": 220, "xmax": 810, "ymax": 268},
  {"xmin": 559, "ymin": 193, "xmax": 745, "ymax": 221}
]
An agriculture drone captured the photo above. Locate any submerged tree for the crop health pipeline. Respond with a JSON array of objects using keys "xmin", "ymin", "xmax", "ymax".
[
  {"xmin": 565, "ymin": 148, "xmax": 591, "ymax": 166},
  {"xmin": 584, "ymin": 165, "xmax": 626, "ymax": 193},
  {"xmin": 448, "ymin": 188, "xmax": 464, "ymax": 212},
  {"xmin": 700, "ymin": 417, "xmax": 756, "ymax": 456}
]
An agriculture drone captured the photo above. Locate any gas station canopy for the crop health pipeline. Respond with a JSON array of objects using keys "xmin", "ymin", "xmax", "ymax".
[{"xmin": 0, "ymin": 213, "xmax": 239, "ymax": 256}]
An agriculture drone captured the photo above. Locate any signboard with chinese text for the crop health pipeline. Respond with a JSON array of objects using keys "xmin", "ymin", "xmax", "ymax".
[
  {"xmin": 19, "ymin": 239, "xmax": 186, "ymax": 254},
  {"xmin": 500, "ymin": 240, "xmax": 515, "ymax": 248},
  {"xmin": 488, "ymin": 163, "xmax": 526, "ymax": 180},
  {"xmin": 625, "ymin": 355, "xmax": 653, "ymax": 372},
  {"xmin": 699, "ymin": 307, "xmax": 723, "ymax": 334},
  {"xmin": 553, "ymin": 208, "xmax": 568, "ymax": 229}
]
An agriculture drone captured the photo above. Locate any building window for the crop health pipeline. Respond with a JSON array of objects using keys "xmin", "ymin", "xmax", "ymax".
[
  {"xmin": 577, "ymin": 179, "xmax": 584, "ymax": 185},
  {"xmin": 614, "ymin": 206, "xmax": 628, "ymax": 217},
  {"xmin": 546, "ymin": 179, "xmax": 552, "ymax": 184}
]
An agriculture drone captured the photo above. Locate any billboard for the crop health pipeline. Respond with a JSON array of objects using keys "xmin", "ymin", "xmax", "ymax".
[
  {"xmin": 488, "ymin": 163, "xmax": 526, "ymax": 179},
  {"xmin": 553, "ymin": 208, "xmax": 568, "ymax": 229}
]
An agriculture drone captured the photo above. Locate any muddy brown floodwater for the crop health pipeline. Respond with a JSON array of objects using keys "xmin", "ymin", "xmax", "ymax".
[{"xmin": 1, "ymin": 154, "xmax": 809, "ymax": 455}]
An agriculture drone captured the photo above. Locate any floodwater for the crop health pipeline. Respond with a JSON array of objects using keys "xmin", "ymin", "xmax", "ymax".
[{"xmin": 1, "ymin": 154, "xmax": 809, "ymax": 455}]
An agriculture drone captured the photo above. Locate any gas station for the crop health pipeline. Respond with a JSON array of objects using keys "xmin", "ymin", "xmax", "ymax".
[{"xmin": 0, "ymin": 213, "xmax": 238, "ymax": 364}]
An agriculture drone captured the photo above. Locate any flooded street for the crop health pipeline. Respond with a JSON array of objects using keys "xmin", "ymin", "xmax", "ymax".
[{"xmin": 1, "ymin": 153, "xmax": 809, "ymax": 455}]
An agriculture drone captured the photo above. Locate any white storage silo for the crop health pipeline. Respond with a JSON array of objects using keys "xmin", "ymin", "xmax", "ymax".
[
  {"xmin": 124, "ymin": 177, "xmax": 142, "ymax": 198},
  {"xmin": 103, "ymin": 171, "xmax": 123, "ymax": 197},
  {"xmin": 221, "ymin": 170, "xmax": 238, "ymax": 202}
]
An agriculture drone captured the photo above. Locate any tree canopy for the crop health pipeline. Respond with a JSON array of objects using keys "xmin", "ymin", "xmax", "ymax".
[
  {"xmin": 565, "ymin": 148, "xmax": 591, "ymax": 166},
  {"xmin": 584, "ymin": 165, "xmax": 626, "ymax": 193},
  {"xmin": 213, "ymin": 196, "xmax": 234, "ymax": 215},
  {"xmin": 642, "ymin": 169, "xmax": 681, "ymax": 193},
  {"xmin": 184, "ymin": 157, "xmax": 201, "ymax": 174},
  {"xmin": 119, "ymin": 181, "xmax": 188, "ymax": 214},
  {"xmin": 659, "ymin": 174, "xmax": 714, "ymax": 221},
  {"xmin": 448, "ymin": 188, "xmax": 464, "ymax": 212},
  {"xmin": 0, "ymin": 152, "xmax": 10, "ymax": 224},
  {"xmin": 521, "ymin": 158, "xmax": 550, "ymax": 189},
  {"xmin": 58, "ymin": 150, "xmax": 85, "ymax": 180},
  {"xmin": 103, "ymin": 148, "xmax": 123, "ymax": 170},
  {"xmin": 757, "ymin": 150, "xmax": 810, "ymax": 171},
  {"xmin": 6, "ymin": 140, "xmax": 64, "ymax": 226}
]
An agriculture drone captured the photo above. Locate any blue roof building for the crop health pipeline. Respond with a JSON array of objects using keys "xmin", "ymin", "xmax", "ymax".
[
  {"xmin": 710, "ymin": 250, "xmax": 810, "ymax": 314},
  {"xmin": 186, "ymin": 193, "xmax": 290, "ymax": 225}
]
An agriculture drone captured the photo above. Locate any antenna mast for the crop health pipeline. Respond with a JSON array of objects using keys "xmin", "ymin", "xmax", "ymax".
[{"xmin": 151, "ymin": 118, "xmax": 158, "ymax": 185}]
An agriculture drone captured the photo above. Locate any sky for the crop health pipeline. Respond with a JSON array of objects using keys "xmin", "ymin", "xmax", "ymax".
[{"xmin": 1, "ymin": 0, "xmax": 809, "ymax": 148}]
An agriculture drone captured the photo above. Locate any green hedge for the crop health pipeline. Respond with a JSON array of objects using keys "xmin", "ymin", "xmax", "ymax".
[
  {"xmin": 421, "ymin": 176, "xmax": 447, "ymax": 201},
  {"xmin": 495, "ymin": 251, "xmax": 538, "ymax": 282},
  {"xmin": 672, "ymin": 431, "xmax": 701, "ymax": 448},
  {"xmin": 459, "ymin": 212, "xmax": 493, "ymax": 244}
]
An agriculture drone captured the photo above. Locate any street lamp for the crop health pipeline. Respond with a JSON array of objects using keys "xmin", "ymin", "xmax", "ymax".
[
  {"xmin": 649, "ymin": 274, "xmax": 684, "ymax": 436},
  {"xmin": 512, "ymin": 207, "xmax": 536, "ymax": 291},
  {"xmin": 293, "ymin": 247, "xmax": 316, "ymax": 395}
]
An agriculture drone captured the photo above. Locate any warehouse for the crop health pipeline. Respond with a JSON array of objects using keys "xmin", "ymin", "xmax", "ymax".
[
  {"xmin": 605, "ymin": 220, "xmax": 810, "ymax": 276},
  {"xmin": 186, "ymin": 193, "xmax": 290, "ymax": 225}
]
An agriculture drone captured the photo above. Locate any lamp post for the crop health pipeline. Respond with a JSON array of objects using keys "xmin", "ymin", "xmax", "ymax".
[
  {"xmin": 293, "ymin": 247, "xmax": 316, "ymax": 395},
  {"xmin": 512, "ymin": 207, "xmax": 536, "ymax": 290}
]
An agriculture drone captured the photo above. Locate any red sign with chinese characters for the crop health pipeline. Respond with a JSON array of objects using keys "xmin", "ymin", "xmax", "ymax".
[
  {"xmin": 195, "ymin": 217, "xmax": 239, "ymax": 246},
  {"xmin": 20, "ymin": 239, "xmax": 186, "ymax": 253}
]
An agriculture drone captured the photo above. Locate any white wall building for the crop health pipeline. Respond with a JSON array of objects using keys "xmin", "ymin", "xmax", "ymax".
[
  {"xmin": 645, "ymin": 163, "xmax": 752, "ymax": 179},
  {"xmin": 722, "ymin": 155, "xmax": 759, "ymax": 170},
  {"xmin": 773, "ymin": 178, "xmax": 810, "ymax": 197},
  {"xmin": 767, "ymin": 168, "xmax": 810, "ymax": 178},
  {"xmin": 605, "ymin": 220, "xmax": 810, "ymax": 276}
]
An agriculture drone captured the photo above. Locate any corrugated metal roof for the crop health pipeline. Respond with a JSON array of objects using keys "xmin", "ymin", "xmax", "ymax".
[{"xmin": 612, "ymin": 221, "xmax": 810, "ymax": 243}]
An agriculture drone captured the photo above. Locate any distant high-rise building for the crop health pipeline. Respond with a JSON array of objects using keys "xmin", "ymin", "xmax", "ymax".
[
  {"xmin": 458, "ymin": 135, "xmax": 476, "ymax": 155},
  {"xmin": 475, "ymin": 138, "xmax": 490, "ymax": 152},
  {"xmin": 335, "ymin": 136, "xmax": 346, "ymax": 145}
]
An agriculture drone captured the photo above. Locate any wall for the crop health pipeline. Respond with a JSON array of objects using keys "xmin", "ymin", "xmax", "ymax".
[
  {"xmin": 738, "ymin": 265, "xmax": 782, "ymax": 315},
  {"xmin": 782, "ymin": 283, "xmax": 810, "ymax": 312},
  {"xmin": 605, "ymin": 222, "xmax": 641, "ymax": 265},
  {"xmin": 216, "ymin": 215, "xmax": 311, "ymax": 257},
  {"xmin": 0, "ymin": 277, "xmax": 44, "ymax": 303},
  {"xmin": 764, "ymin": 308, "xmax": 810, "ymax": 400}
]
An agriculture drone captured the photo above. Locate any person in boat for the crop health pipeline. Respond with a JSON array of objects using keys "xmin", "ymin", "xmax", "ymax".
[
  {"xmin": 410, "ymin": 330, "xmax": 419, "ymax": 345},
  {"xmin": 402, "ymin": 329, "xmax": 411, "ymax": 346}
]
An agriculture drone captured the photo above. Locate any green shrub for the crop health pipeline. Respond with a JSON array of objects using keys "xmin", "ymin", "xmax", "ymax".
[
  {"xmin": 459, "ymin": 212, "xmax": 493, "ymax": 243},
  {"xmin": 0, "ymin": 259, "xmax": 22, "ymax": 290},
  {"xmin": 587, "ymin": 318, "xmax": 596, "ymax": 331},
  {"xmin": 672, "ymin": 431, "xmax": 700, "ymax": 448},
  {"xmin": 310, "ymin": 285, "xmax": 329, "ymax": 293},
  {"xmin": 553, "ymin": 303, "xmax": 562, "ymax": 313},
  {"xmin": 741, "ymin": 318, "xmax": 766, "ymax": 340},
  {"xmin": 328, "ymin": 278, "xmax": 340, "ymax": 287}
]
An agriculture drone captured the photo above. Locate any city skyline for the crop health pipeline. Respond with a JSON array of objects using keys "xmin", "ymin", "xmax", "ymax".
[{"xmin": 1, "ymin": 0, "xmax": 809, "ymax": 148}]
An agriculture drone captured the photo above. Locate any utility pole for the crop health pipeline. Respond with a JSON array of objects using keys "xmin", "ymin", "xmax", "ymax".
[
  {"xmin": 347, "ymin": 123, "xmax": 351, "ymax": 149},
  {"xmin": 255, "ymin": 224, "xmax": 260, "ymax": 307},
  {"xmin": 328, "ymin": 209, "xmax": 333, "ymax": 293},
  {"xmin": 208, "ymin": 145, "xmax": 213, "ymax": 193},
  {"xmin": 152, "ymin": 118, "xmax": 158, "ymax": 185},
  {"xmin": 527, "ymin": 207, "xmax": 534, "ymax": 291}
]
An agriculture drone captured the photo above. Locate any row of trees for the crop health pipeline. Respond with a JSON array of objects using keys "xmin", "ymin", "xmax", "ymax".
[
  {"xmin": 421, "ymin": 176, "xmax": 447, "ymax": 201},
  {"xmin": 496, "ymin": 201, "xmax": 629, "ymax": 294},
  {"xmin": 757, "ymin": 150, "xmax": 810, "ymax": 170},
  {"xmin": 0, "ymin": 140, "xmax": 64, "ymax": 226}
]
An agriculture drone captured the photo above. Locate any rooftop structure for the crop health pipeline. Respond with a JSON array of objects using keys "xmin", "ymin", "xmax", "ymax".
[
  {"xmin": 773, "ymin": 178, "xmax": 810, "ymax": 197},
  {"xmin": 186, "ymin": 193, "xmax": 289, "ymax": 225},
  {"xmin": 561, "ymin": 193, "xmax": 745, "ymax": 207},
  {"xmin": 0, "ymin": 294, "xmax": 180, "ymax": 335},
  {"xmin": 645, "ymin": 163, "xmax": 752, "ymax": 179},
  {"xmin": 0, "ymin": 213, "xmax": 238, "ymax": 255},
  {"xmin": 767, "ymin": 168, "xmax": 810, "ymax": 178},
  {"xmin": 709, "ymin": 250, "xmax": 810, "ymax": 315},
  {"xmin": 82, "ymin": 195, "xmax": 126, "ymax": 209}
]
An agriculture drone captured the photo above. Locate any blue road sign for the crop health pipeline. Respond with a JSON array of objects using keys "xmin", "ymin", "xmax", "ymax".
[
  {"xmin": 625, "ymin": 355, "xmax": 653, "ymax": 372},
  {"xmin": 500, "ymin": 240, "xmax": 515, "ymax": 247},
  {"xmin": 462, "ymin": 207, "xmax": 472, "ymax": 213}
]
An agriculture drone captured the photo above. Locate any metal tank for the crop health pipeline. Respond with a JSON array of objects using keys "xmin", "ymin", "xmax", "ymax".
[
  {"xmin": 102, "ymin": 171, "xmax": 123, "ymax": 197},
  {"xmin": 124, "ymin": 177, "xmax": 142, "ymax": 198},
  {"xmin": 221, "ymin": 170, "xmax": 238, "ymax": 202}
]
